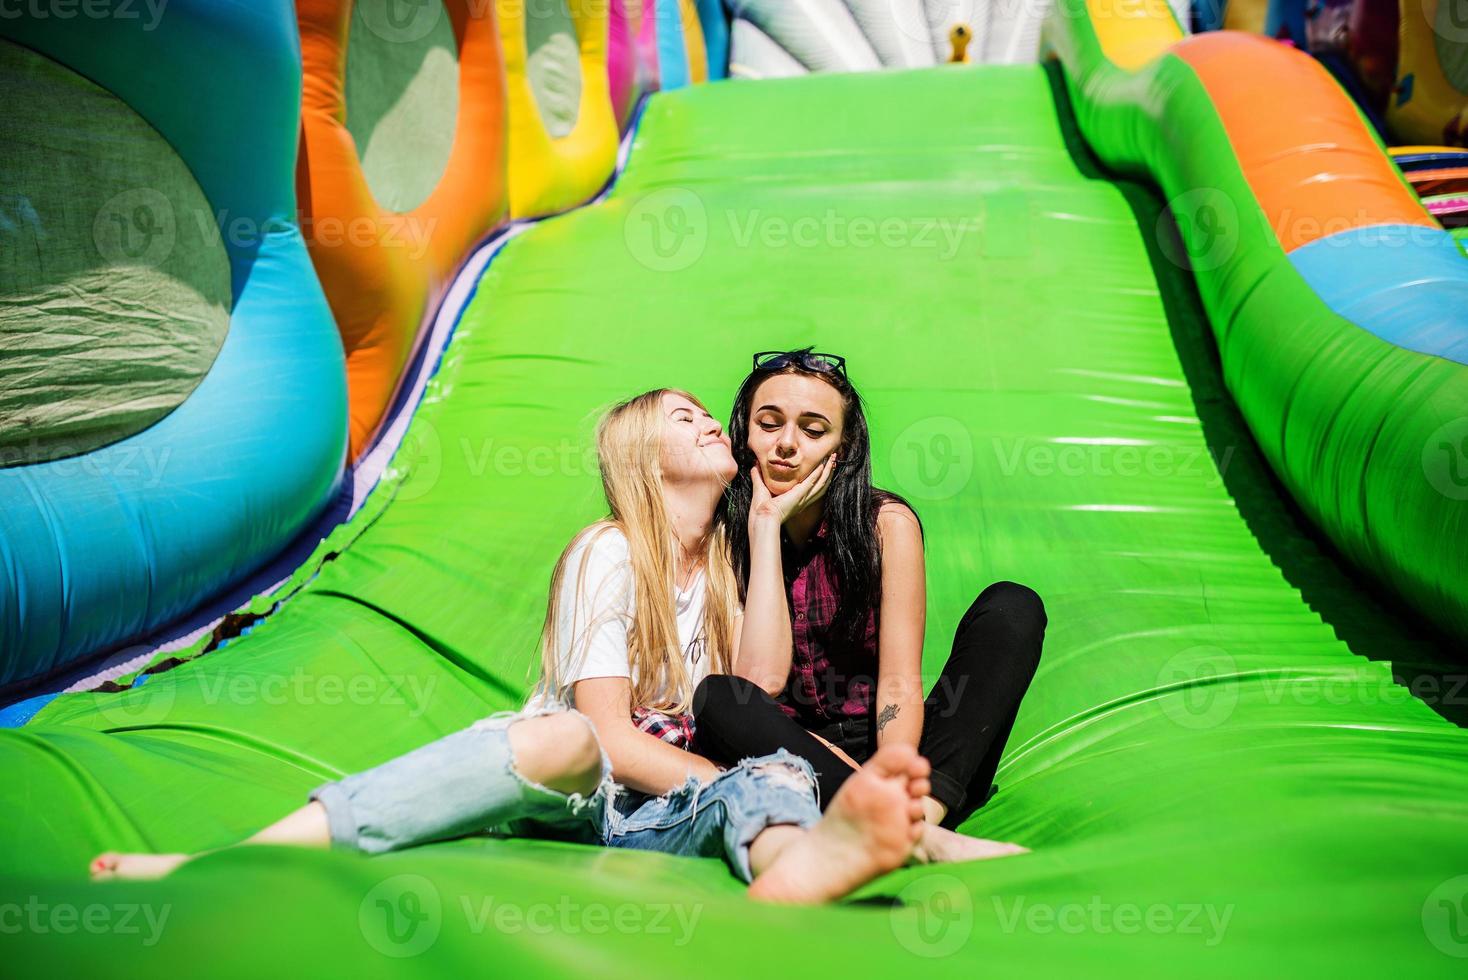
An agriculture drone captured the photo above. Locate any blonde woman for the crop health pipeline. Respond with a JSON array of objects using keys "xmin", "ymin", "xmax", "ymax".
[{"xmin": 92, "ymin": 389, "xmax": 931, "ymax": 904}]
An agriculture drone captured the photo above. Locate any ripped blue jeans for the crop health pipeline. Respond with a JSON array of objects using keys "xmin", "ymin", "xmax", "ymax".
[{"xmin": 307, "ymin": 708, "xmax": 822, "ymax": 883}]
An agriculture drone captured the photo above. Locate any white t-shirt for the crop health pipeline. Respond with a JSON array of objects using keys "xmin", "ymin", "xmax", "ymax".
[{"xmin": 524, "ymin": 526, "xmax": 715, "ymax": 713}]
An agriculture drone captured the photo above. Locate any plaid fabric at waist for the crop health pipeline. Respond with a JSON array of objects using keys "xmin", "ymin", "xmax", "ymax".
[
  {"xmin": 632, "ymin": 706, "xmax": 696, "ymax": 751},
  {"xmin": 779, "ymin": 519, "xmax": 879, "ymax": 723}
]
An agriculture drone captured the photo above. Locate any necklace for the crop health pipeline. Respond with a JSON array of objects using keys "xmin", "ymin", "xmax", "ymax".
[{"xmin": 673, "ymin": 539, "xmax": 704, "ymax": 591}]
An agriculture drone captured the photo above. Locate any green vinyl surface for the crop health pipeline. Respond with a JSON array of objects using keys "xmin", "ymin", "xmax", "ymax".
[{"xmin": 4, "ymin": 65, "xmax": 1467, "ymax": 976}]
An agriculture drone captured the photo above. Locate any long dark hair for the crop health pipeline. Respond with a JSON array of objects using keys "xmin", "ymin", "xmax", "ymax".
[{"xmin": 723, "ymin": 349, "xmax": 922, "ymax": 649}]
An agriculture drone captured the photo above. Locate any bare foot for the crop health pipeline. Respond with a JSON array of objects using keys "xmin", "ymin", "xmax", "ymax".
[
  {"xmin": 748, "ymin": 744, "xmax": 928, "ymax": 904},
  {"xmin": 90, "ymin": 852, "xmax": 190, "ymax": 882},
  {"xmin": 914, "ymin": 824, "xmax": 1028, "ymax": 864}
]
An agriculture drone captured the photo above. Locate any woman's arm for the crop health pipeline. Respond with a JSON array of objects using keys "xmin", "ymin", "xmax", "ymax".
[
  {"xmin": 732, "ymin": 456, "xmax": 838, "ymax": 695},
  {"xmin": 731, "ymin": 510, "xmax": 794, "ymax": 694},
  {"xmin": 573, "ymin": 676, "xmax": 721, "ymax": 794},
  {"xmin": 874, "ymin": 501, "xmax": 926, "ymax": 750}
]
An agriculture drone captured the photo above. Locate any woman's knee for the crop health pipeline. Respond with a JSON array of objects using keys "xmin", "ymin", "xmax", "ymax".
[
  {"xmin": 966, "ymin": 581, "xmax": 1047, "ymax": 634},
  {"xmin": 955, "ymin": 582, "xmax": 1047, "ymax": 677},
  {"xmin": 507, "ymin": 711, "xmax": 604, "ymax": 797},
  {"xmin": 693, "ymin": 673, "xmax": 759, "ymax": 724}
]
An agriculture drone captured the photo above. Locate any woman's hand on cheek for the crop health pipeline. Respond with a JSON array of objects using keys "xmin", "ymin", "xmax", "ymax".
[{"xmin": 748, "ymin": 453, "xmax": 837, "ymax": 533}]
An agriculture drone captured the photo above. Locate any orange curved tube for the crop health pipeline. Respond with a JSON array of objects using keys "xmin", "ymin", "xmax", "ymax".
[
  {"xmin": 1173, "ymin": 32, "xmax": 1437, "ymax": 252},
  {"xmin": 296, "ymin": 0, "xmax": 509, "ymax": 460}
]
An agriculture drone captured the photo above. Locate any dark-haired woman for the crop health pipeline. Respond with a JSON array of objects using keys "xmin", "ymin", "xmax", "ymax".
[{"xmin": 695, "ymin": 350, "xmax": 1047, "ymax": 862}]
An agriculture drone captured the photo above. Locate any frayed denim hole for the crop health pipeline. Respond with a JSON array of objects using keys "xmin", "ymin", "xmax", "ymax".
[
  {"xmin": 733, "ymin": 748, "xmax": 819, "ymax": 803},
  {"xmin": 501, "ymin": 708, "xmax": 616, "ymax": 817}
]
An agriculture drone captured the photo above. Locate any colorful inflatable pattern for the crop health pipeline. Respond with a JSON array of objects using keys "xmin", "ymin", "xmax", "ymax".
[
  {"xmin": 298, "ymin": 0, "xmax": 509, "ymax": 459},
  {"xmin": 0, "ymin": 3, "xmax": 347, "ymax": 691},
  {"xmin": 0, "ymin": 0, "xmax": 714, "ymax": 695}
]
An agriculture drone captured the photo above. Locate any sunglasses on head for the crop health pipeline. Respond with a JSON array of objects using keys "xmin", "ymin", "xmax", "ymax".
[{"xmin": 752, "ymin": 350, "xmax": 847, "ymax": 379}]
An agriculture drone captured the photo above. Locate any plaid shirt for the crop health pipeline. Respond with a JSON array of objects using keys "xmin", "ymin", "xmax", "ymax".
[
  {"xmin": 777, "ymin": 518, "xmax": 879, "ymax": 723},
  {"xmin": 633, "ymin": 706, "xmax": 696, "ymax": 750}
]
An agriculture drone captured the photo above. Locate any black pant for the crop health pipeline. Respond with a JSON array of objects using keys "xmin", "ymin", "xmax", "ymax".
[{"xmin": 694, "ymin": 581, "xmax": 1046, "ymax": 830}]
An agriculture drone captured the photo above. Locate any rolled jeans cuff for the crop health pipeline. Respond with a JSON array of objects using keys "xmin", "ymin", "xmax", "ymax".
[
  {"xmin": 722, "ymin": 748, "xmax": 823, "ymax": 883},
  {"xmin": 307, "ymin": 708, "xmax": 613, "ymax": 854}
]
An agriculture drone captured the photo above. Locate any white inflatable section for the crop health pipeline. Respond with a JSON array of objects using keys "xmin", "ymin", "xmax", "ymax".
[
  {"xmin": 726, "ymin": 0, "xmax": 1079, "ymax": 73},
  {"xmin": 727, "ymin": 0, "xmax": 881, "ymax": 74},
  {"xmin": 728, "ymin": 18, "xmax": 808, "ymax": 79},
  {"xmin": 850, "ymin": 0, "xmax": 938, "ymax": 68}
]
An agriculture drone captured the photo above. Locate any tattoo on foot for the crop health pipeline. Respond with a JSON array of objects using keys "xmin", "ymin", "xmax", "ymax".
[{"xmin": 876, "ymin": 703, "xmax": 900, "ymax": 733}]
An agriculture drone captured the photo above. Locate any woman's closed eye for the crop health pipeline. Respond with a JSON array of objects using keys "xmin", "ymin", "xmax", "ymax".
[{"xmin": 758, "ymin": 420, "xmax": 825, "ymax": 437}]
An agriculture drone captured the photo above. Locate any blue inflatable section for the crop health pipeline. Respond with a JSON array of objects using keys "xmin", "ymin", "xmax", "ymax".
[
  {"xmin": 658, "ymin": 0, "xmax": 692, "ymax": 89},
  {"xmin": 1289, "ymin": 225, "xmax": 1468, "ymax": 366},
  {"xmin": 0, "ymin": 0, "xmax": 347, "ymax": 690},
  {"xmin": 696, "ymin": 0, "xmax": 730, "ymax": 79}
]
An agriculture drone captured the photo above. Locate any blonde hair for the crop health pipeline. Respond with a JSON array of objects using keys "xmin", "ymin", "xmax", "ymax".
[{"xmin": 535, "ymin": 388, "xmax": 740, "ymax": 713}]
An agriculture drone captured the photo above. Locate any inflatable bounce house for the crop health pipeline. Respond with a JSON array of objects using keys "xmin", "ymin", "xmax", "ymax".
[
  {"xmin": 1193, "ymin": 0, "xmax": 1468, "ymax": 228},
  {"xmin": 2, "ymin": 0, "xmax": 1466, "ymax": 973}
]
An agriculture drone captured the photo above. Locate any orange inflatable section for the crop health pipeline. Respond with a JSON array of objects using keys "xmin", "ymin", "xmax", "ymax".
[
  {"xmin": 296, "ymin": 0, "xmax": 509, "ymax": 460},
  {"xmin": 1173, "ymin": 32, "xmax": 1436, "ymax": 252}
]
